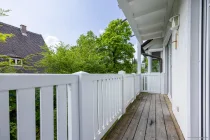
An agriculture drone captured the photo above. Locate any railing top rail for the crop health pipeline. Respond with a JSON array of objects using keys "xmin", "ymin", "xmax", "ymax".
[
  {"xmin": 80, "ymin": 74, "xmax": 123, "ymax": 81},
  {"xmin": 122, "ymin": 74, "xmax": 135, "ymax": 78},
  {"xmin": 141, "ymin": 73, "xmax": 161, "ymax": 76},
  {"xmin": 0, "ymin": 74, "xmax": 78, "ymax": 91}
]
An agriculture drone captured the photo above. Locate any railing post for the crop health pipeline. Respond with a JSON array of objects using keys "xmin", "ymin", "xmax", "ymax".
[
  {"xmin": 132, "ymin": 73, "xmax": 137, "ymax": 99},
  {"xmin": 73, "ymin": 71, "xmax": 89, "ymax": 140},
  {"xmin": 118, "ymin": 71, "xmax": 126, "ymax": 114}
]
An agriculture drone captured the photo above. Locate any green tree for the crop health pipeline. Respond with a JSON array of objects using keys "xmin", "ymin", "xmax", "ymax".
[
  {"xmin": 141, "ymin": 56, "xmax": 160, "ymax": 73},
  {"xmin": 37, "ymin": 34, "xmax": 105, "ymax": 74},
  {"xmin": 0, "ymin": 55, "xmax": 16, "ymax": 73},
  {"xmin": 0, "ymin": 8, "xmax": 13, "ymax": 42},
  {"xmin": 98, "ymin": 19, "xmax": 135, "ymax": 73},
  {"xmin": 36, "ymin": 19, "xmax": 136, "ymax": 74}
]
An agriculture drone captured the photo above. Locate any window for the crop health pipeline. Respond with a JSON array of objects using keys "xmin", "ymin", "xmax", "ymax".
[{"xmin": 9, "ymin": 58, "xmax": 23, "ymax": 66}]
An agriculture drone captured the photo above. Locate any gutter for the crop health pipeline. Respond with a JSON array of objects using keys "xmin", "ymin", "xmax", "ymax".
[{"xmin": 141, "ymin": 39, "xmax": 163, "ymax": 72}]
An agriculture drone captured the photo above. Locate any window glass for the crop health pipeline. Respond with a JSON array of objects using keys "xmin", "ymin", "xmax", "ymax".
[
  {"xmin": 17, "ymin": 59, "xmax": 22, "ymax": 65},
  {"xmin": 10, "ymin": 59, "xmax": 15, "ymax": 65}
]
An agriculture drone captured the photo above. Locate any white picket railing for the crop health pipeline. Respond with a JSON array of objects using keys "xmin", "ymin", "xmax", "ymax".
[
  {"xmin": 0, "ymin": 74, "xmax": 79, "ymax": 140},
  {"xmin": 0, "ymin": 72, "xmax": 141, "ymax": 140},
  {"xmin": 141, "ymin": 73, "xmax": 161, "ymax": 93},
  {"xmin": 134, "ymin": 74, "xmax": 141, "ymax": 96},
  {"xmin": 122, "ymin": 74, "xmax": 135, "ymax": 113}
]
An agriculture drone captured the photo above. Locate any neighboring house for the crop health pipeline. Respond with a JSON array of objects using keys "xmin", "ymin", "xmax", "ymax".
[
  {"xmin": 0, "ymin": 22, "xmax": 45, "ymax": 72},
  {"xmin": 118, "ymin": 0, "xmax": 209, "ymax": 139}
]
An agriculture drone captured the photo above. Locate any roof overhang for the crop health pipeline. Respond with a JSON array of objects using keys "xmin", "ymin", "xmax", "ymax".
[{"xmin": 118, "ymin": 0, "xmax": 174, "ymax": 44}]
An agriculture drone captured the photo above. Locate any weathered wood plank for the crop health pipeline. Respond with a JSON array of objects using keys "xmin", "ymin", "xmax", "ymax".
[
  {"xmin": 133, "ymin": 94, "xmax": 152, "ymax": 140},
  {"xmin": 122, "ymin": 95, "xmax": 148, "ymax": 140},
  {"xmin": 156, "ymin": 94, "xmax": 167, "ymax": 140},
  {"xmin": 160, "ymin": 95, "xmax": 179, "ymax": 140},
  {"xmin": 104, "ymin": 94, "xmax": 182, "ymax": 140},
  {"xmin": 104, "ymin": 95, "xmax": 143, "ymax": 140},
  {"xmin": 145, "ymin": 94, "xmax": 156, "ymax": 140}
]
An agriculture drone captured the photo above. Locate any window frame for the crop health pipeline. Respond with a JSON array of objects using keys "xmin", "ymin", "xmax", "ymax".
[{"xmin": 9, "ymin": 58, "xmax": 23, "ymax": 66}]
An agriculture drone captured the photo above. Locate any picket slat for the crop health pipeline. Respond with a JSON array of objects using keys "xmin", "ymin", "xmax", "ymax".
[
  {"xmin": 141, "ymin": 73, "xmax": 161, "ymax": 93},
  {"xmin": 56, "ymin": 85, "xmax": 68, "ymax": 140},
  {"xmin": 40, "ymin": 86, "xmax": 54, "ymax": 140},
  {"xmin": 0, "ymin": 73, "xmax": 141, "ymax": 140},
  {"xmin": 17, "ymin": 88, "xmax": 36, "ymax": 140},
  {"xmin": 0, "ymin": 91, "xmax": 10, "ymax": 140}
]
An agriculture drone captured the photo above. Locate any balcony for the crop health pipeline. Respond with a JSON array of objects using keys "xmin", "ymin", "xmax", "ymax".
[
  {"xmin": 0, "ymin": 72, "xmax": 142, "ymax": 140},
  {"xmin": 0, "ymin": 72, "xmax": 183, "ymax": 140}
]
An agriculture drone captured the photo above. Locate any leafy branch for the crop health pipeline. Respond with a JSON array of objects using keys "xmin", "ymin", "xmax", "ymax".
[{"xmin": 0, "ymin": 8, "xmax": 11, "ymax": 16}]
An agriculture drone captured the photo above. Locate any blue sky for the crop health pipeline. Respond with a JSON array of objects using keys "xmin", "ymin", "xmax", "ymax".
[{"xmin": 1, "ymin": 0, "xmax": 138, "ymax": 57}]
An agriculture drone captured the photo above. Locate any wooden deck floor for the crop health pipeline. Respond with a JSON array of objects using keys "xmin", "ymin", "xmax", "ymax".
[{"xmin": 103, "ymin": 93, "xmax": 181, "ymax": 140}]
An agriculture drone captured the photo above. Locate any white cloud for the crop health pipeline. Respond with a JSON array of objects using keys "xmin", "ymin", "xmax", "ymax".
[
  {"xmin": 99, "ymin": 29, "xmax": 105, "ymax": 35},
  {"xmin": 44, "ymin": 36, "xmax": 60, "ymax": 47}
]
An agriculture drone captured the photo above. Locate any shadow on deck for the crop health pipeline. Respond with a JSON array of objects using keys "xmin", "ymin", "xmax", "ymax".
[{"xmin": 103, "ymin": 93, "xmax": 184, "ymax": 140}]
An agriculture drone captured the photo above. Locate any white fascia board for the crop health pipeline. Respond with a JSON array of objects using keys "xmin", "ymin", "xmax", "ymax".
[
  {"xmin": 148, "ymin": 48, "xmax": 163, "ymax": 52},
  {"xmin": 118, "ymin": 0, "xmax": 143, "ymax": 44}
]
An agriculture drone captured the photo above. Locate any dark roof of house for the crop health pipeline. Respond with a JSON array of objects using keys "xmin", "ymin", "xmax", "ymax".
[{"xmin": 0, "ymin": 22, "xmax": 45, "ymax": 59}]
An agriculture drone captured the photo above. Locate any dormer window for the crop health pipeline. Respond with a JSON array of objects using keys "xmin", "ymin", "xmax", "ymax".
[{"xmin": 9, "ymin": 58, "xmax": 23, "ymax": 66}]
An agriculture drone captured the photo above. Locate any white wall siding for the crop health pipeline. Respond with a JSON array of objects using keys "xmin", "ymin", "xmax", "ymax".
[{"xmin": 167, "ymin": 0, "xmax": 190, "ymax": 138}]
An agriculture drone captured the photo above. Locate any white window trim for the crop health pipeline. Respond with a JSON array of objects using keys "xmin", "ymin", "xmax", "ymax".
[{"xmin": 9, "ymin": 58, "xmax": 23, "ymax": 66}]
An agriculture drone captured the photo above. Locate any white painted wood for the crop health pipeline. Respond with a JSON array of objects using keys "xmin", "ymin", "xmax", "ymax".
[
  {"xmin": 98, "ymin": 80, "xmax": 102, "ymax": 134},
  {"xmin": 0, "ymin": 91, "xmax": 10, "ymax": 140},
  {"xmin": 138, "ymin": 22, "xmax": 164, "ymax": 31},
  {"xmin": 0, "ymin": 74, "xmax": 78, "ymax": 91},
  {"xmin": 122, "ymin": 74, "xmax": 136, "ymax": 111},
  {"xmin": 17, "ymin": 88, "xmax": 36, "ymax": 140},
  {"xmin": 207, "ymin": 1, "xmax": 210, "ymax": 138},
  {"xmin": 134, "ymin": 5, "xmax": 166, "ymax": 19},
  {"xmin": 93, "ymin": 81, "xmax": 98, "ymax": 139},
  {"xmin": 67, "ymin": 83, "xmax": 79, "ymax": 140},
  {"xmin": 40, "ymin": 86, "xmax": 54, "ymax": 140},
  {"xmin": 141, "ymin": 73, "xmax": 161, "ymax": 93},
  {"xmin": 148, "ymin": 48, "xmax": 163, "ymax": 52},
  {"xmin": 0, "ymin": 73, "xmax": 141, "ymax": 140},
  {"xmin": 79, "ymin": 74, "xmax": 127, "ymax": 140},
  {"xmin": 56, "ymin": 85, "xmax": 68, "ymax": 140},
  {"xmin": 137, "ymin": 41, "xmax": 142, "ymax": 74},
  {"xmin": 148, "ymin": 52, "xmax": 152, "ymax": 73}
]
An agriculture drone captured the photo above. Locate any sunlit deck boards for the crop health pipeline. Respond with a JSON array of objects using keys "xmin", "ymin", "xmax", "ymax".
[{"xmin": 104, "ymin": 94, "xmax": 180, "ymax": 140}]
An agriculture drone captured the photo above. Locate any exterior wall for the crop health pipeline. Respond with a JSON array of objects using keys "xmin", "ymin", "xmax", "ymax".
[{"xmin": 163, "ymin": 0, "xmax": 190, "ymax": 138}]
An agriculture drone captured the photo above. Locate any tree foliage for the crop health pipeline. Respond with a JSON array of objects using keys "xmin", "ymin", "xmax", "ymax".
[
  {"xmin": 37, "ymin": 36, "xmax": 105, "ymax": 74},
  {"xmin": 0, "ymin": 55, "xmax": 16, "ymax": 73},
  {"xmin": 98, "ymin": 19, "xmax": 135, "ymax": 73},
  {"xmin": 141, "ymin": 56, "xmax": 160, "ymax": 73},
  {"xmin": 2, "ymin": 19, "xmax": 137, "ymax": 139},
  {"xmin": 37, "ymin": 19, "xmax": 136, "ymax": 74},
  {"xmin": 0, "ymin": 8, "xmax": 14, "ymax": 42}
]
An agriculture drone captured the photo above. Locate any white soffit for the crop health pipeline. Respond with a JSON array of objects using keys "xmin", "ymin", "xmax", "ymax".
[{"xmin": 118, "ymin": 0, "xmax": 174, "ymax": 43}]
